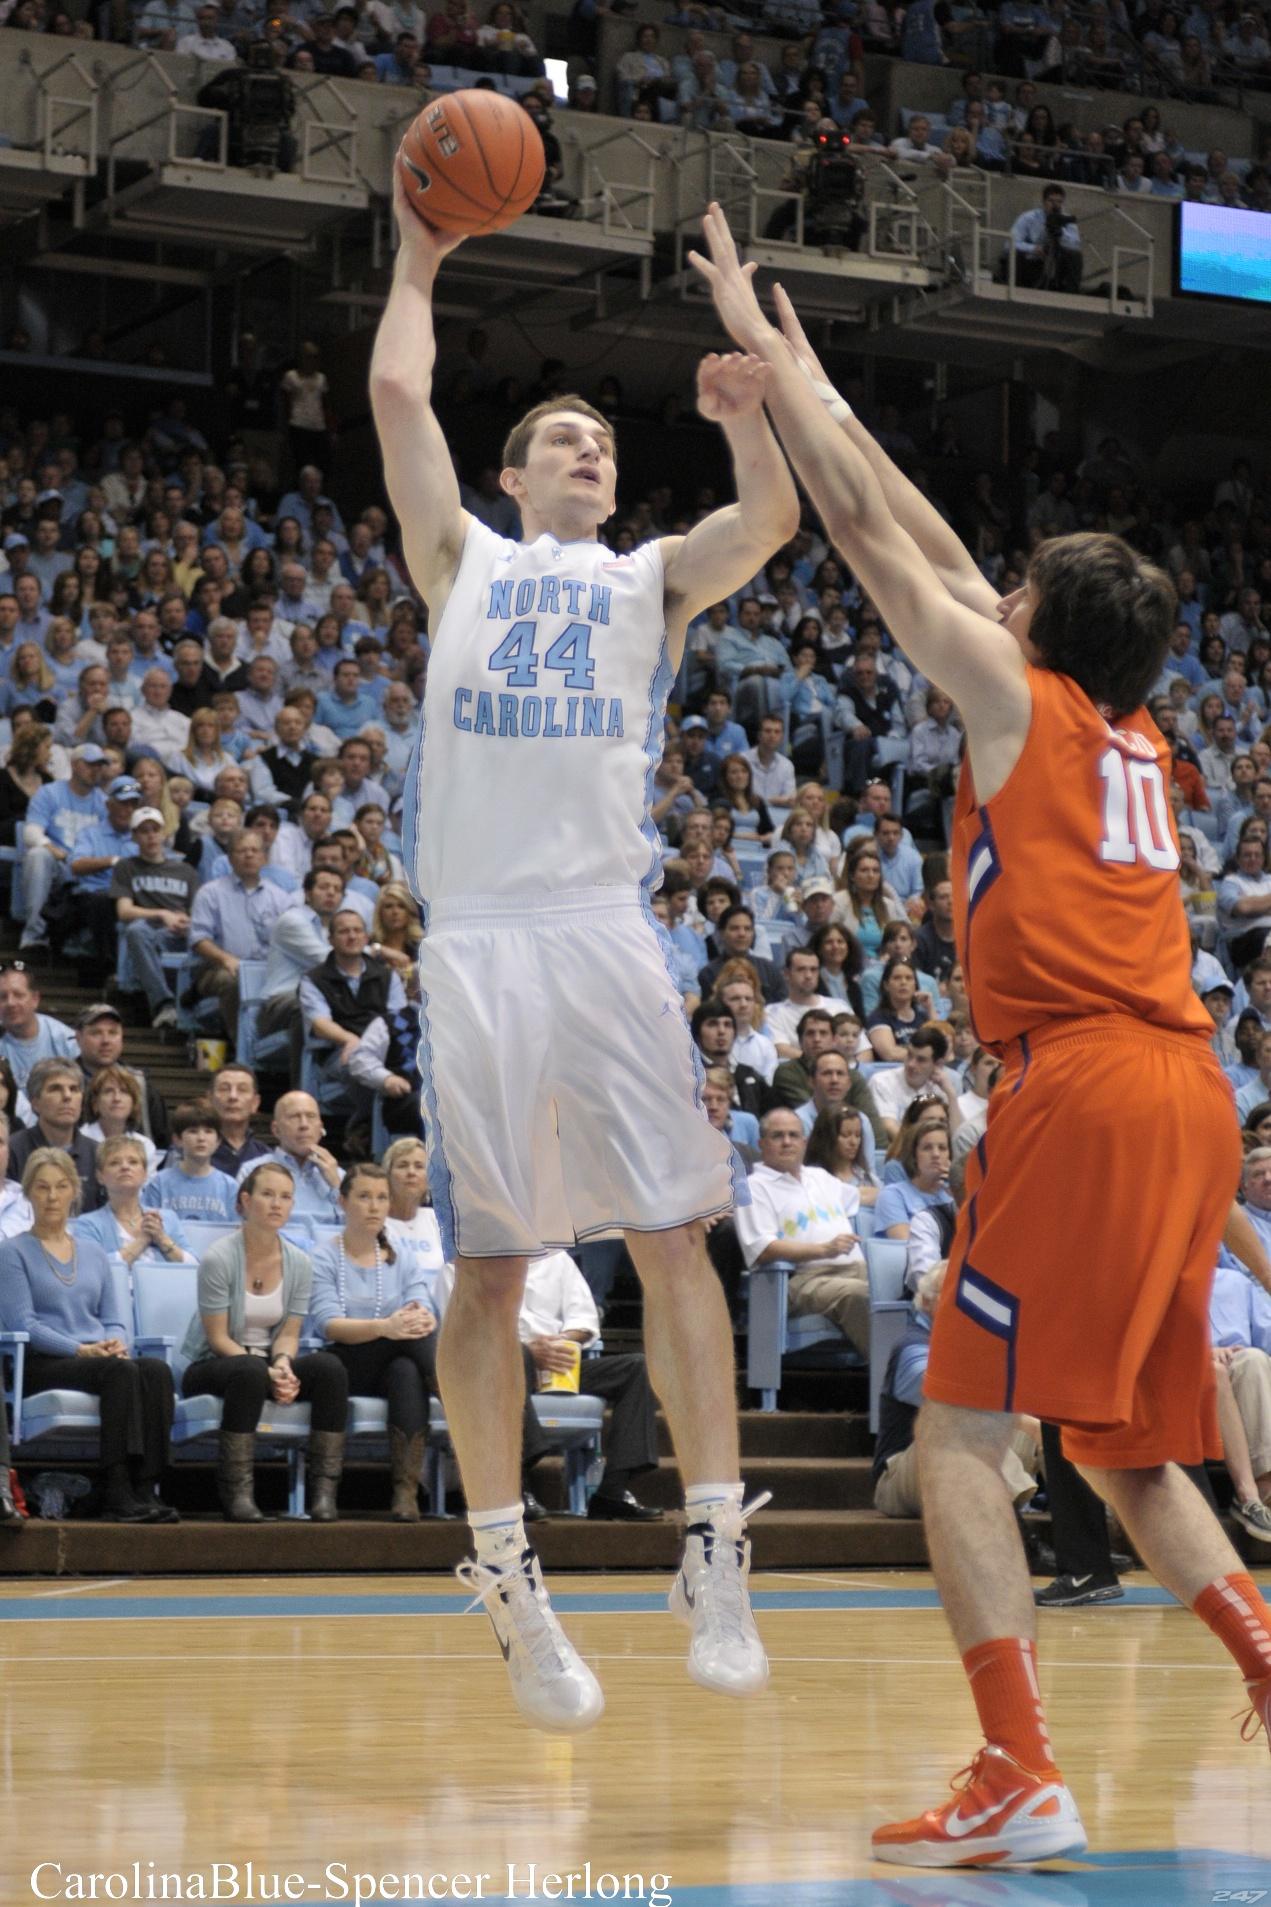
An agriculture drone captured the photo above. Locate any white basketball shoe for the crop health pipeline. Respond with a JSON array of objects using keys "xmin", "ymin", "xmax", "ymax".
[
  {"xmin": 457, "ymin": 1547, "xmax": 605, "ymax": 1733},
  {"xmin": 669, "ymin": 1491, "xmax": 770, "ymax": 1696}
]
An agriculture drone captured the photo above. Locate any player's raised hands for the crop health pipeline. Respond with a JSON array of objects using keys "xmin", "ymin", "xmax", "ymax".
[
  {"xmin": 392, "ymin": 157, "xmax": 466, "ymax": 268},
  {"xmin": 696, "ymin": 351, "xmax": 770, "ymax": 423},
  {"xmin": 772, "ymin": 282, "xmax": 829, "ymax": 386},
  {"xmin": 687, "ymin": 202, "xmax": 776, "ymax": 355}
]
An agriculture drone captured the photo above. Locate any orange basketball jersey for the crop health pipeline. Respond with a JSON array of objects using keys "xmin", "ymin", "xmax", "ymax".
[{"xmin": 951, "ymin": 664, "xmax": 1212, "ymax": 1050}]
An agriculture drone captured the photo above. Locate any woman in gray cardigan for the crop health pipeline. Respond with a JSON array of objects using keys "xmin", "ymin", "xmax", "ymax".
[{"xmin": 181, "ymin": 1161, "xmax": 348, "ymax": 1521}]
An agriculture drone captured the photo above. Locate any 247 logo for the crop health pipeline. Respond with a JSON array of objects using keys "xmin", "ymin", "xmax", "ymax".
[
  {"xmin": 425, "ymin": 103, "xmax": 460, "ymax": 158},
  {"xmin": 1211, "ymin": 1893, "xmax": 1268, "ymax": 1902}
]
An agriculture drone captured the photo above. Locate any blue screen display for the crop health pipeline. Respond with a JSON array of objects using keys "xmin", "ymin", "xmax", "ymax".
[{"xmin": 1176, "ymin": 201, "xmax": 1271, "ymax": 304}]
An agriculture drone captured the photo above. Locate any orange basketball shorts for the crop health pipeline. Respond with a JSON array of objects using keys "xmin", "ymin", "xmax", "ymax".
[{"xmin": 924, "ymin": 1015, "xmax": 1242, "ymax": 1469}]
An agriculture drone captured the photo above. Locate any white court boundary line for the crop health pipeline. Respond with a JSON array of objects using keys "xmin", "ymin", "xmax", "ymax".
[{"xmin": 29, "ymin": 1578, "xmax": 129, "ymax": 1598}]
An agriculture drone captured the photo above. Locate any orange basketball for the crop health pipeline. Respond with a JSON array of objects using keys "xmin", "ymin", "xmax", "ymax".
[{"xmin": 396, "ymin": 90, "xmax": 545, "ymax": 238}]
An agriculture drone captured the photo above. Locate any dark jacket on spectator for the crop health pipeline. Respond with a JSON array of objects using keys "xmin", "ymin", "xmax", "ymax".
[{"xmin": 305, "ymin": 951, "xmax": 392, "ymax": 1045}]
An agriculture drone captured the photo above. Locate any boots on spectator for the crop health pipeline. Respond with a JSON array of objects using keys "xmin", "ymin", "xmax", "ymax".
[
  {"xmin": 308, "ymin": 1430, "xmax": 344, "ymax": 1522},
  {"xmin": 217, "ymin": 1432, "xmax": 265, "ymax": 1523},
  {"xmin": 390, "ymin": 1428, "xmax": 424, "ymax": 1522}
]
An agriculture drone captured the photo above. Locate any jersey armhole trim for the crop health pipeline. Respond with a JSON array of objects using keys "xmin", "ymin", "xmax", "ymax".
[{"xmin": 964, "ymin": 662, "xmax": 1046, "ymax": 817}]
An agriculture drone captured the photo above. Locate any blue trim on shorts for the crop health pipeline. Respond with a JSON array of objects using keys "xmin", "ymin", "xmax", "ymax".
[
  {"xmin": 638, "ymin": 626, "xmax": 676, "ymax": 893},
  {"xmin": 955, "ymin": 1261, "xmax": 1021, "ymax": 1412},
  {"xmin": 414, "ymin": 912, "xmax": 458, "ymax": 1260},
  {"xmin": 1011, "ymin": 1029, "xmax": 1033, "ymax": 1094}
]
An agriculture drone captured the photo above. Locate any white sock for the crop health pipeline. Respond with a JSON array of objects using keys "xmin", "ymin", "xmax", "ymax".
[
  {"xmin": 685, "ymin": 1482, "xmax": 744, "ymax": 1528},
  {"xmin": 470, "ymin": 1503, "xmax": 526, "ymax": 1569}
]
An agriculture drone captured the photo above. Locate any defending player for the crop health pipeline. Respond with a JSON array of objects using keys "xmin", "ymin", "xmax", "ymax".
[
  {"xmin": 370, "ymin": 175, "xmax": 800, "ymax": 1732},
  {"xmin": 692, "ymin": 205, "xmax": 1262, "ymax": 1866}
]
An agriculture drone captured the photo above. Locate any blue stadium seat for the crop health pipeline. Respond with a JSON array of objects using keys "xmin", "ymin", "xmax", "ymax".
[
  {"xmin": 234, "ymin": 958, "xmax": 288, "ymax": 1070},
  {"xmin": 864, "ymin": 1237, "xmax": 910, "ymax": 1435},
  {"xmin": 423, "ymin": 1390, "xmax": 606, "ymax": 1517},
  {"xmin": 745, "ymin": 1260, "xmax": 864, "ymax": 1412},
  {"xmin": 181, "ymin": 1219, "xmax": 240, "ymax": 1259}
]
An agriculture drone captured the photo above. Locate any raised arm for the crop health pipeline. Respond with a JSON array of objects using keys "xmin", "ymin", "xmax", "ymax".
[
  {"xmin": 661, "ymin": 352, "xmax": 800, "ymax": 659},
  {"xmin": 689, "ymin": 207, "xmax": 1028, "ymax": 767},
  {"xmin": 771, "ymin": 285, "xmax": 1000, "ymax": 620},
  {"xmin": 369, "ymin": 170, "xmax": 470, "ymax": 616}
]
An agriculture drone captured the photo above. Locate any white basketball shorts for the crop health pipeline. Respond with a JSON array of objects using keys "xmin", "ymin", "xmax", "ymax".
[{"xmin": 415, "ymin": 886, "xmax": 744, "ymax": 1258}]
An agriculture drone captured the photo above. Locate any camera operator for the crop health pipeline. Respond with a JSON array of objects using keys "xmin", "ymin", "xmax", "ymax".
[
  {"xmin": 197, "ymin": 40, "xmax": 297, "ymax": 173},
  {"xmin": 1008, "ymin": 182, "xmax": 1082, "ymax": 292},
  {"xmin": 520, "ymin": 91, "xmax": 577, "ymax": 218},
  {"xmin": 767, "ymin": 117, "xmax": 866, "ymax": 249}
]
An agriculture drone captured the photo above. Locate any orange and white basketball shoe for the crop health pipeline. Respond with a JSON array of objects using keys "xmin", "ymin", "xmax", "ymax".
[{"xmin": 872, "ymin": 1744, "xmax": 1088, "ymax": 1868}]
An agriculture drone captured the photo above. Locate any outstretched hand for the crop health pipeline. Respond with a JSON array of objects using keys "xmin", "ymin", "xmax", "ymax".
[
  {"xmin": 687, "ymin": 202, "xmax": 776, "ymax": 356},
  {"xmin": 392, "ymin": 156, "xmax": 466, "ymax": 268},
  {"xmin": 696, "ymin": 351, "xmax": 770, "ymax": 424},
  {"xmin": 772, "ymin": 282, "xmax": 829, "ymax": 387}
]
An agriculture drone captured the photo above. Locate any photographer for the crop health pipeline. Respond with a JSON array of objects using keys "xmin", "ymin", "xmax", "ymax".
[
  {"xmin": 1008, "ymin": 182, "xmax": 1082, "ymax": 292},
  {"xmin": 767, "ymin": 118, "xmax": 865, "ymax": 249}
]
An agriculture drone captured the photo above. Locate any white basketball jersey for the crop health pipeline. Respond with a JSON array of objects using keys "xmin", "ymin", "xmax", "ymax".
[{"xmin": 403, "ymin": 519, "xmax": 673, "ymax": 907}]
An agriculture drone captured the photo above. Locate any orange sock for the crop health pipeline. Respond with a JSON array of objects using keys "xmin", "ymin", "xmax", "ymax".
[
  {"xmin": 1194, "ymin": 1572, "xmax": 1271, "ymax": 1684},
  {"xmin": 962, "ymin": 1637, "xmax": 1057, "ymax": 1776}
]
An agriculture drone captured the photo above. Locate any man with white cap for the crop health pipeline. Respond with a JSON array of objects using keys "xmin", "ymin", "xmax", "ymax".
[
  {"xmin": 111, "ymin": 808, "xmax": 200, "ymax": 1032},
  {"xmin": 19, "ymin": 742, "xmax": 108, "ymax": 956}
]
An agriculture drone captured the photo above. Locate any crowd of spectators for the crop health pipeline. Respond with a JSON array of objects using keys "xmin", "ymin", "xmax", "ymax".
[
  {"xmin": 3, "ymin": 0, "xmax": 1268, "ymax": 224},
  {"xmin": 0, "ymin": 336, "xmax": 1267, "ymax": 1541}
]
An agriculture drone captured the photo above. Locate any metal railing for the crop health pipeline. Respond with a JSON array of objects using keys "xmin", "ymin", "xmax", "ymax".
[
  {"xmin": 15, "ymin": 47, "xmax": 98, "ymax": 168},
  {"xmin": 294, "ymin": 75, "xmax": 369, "ymax": 190},
  {"xmin": 571, "ymin": 124, "xmax": 662, "ymax": 238}
]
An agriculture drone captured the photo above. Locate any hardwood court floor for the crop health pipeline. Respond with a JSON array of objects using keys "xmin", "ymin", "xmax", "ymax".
[{"xmin": 2, "ymin": 1569, "xmax": 1269, "ymax": 1906}]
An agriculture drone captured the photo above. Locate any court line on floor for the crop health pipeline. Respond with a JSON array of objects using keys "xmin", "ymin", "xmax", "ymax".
[
  {"xmin": 0, "ymin": 1585, "xmax": 1233, "ymax": 1622},
  {"xmin": 0, "ymin": 1650, "xmax": 1232, "ymax": 1668},
  {"xmin": 29, "ymin": 1577, "xmax": 129, "ymax": 1598}
]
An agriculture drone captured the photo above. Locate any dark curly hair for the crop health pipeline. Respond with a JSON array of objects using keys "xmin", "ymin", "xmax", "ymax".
[{"xmin": 1026, "ymin": 532, "xmax": 1176, "ymax": 719}]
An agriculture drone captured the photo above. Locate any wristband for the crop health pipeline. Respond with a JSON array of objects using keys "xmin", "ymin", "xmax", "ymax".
[
  {"xmin": 794, "ymin": 350, "xmax": 853, "ymax": 423},
  {"xmin": 811, "ymin": 376, "xmax": 853, "ymax": 425}
]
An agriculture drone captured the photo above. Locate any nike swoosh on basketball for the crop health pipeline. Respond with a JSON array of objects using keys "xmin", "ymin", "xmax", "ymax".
[{"xmin": 944, "ymin": 1789, "xmax": 1025, "ymax": 1837}]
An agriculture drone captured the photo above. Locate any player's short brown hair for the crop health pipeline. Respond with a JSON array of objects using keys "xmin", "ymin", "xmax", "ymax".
[
  {"xmin": 1026, "ymin": 532, "xmax": 1175, "ymax": 719},
  {"xmin": 501, "ymin": 396, "xmax": 614, "ymax": 471}
]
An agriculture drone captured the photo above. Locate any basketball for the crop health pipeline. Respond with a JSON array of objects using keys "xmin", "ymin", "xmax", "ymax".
[{"xmin": 396, "ymin": 89, "xmax": 545, "ymax": 238}]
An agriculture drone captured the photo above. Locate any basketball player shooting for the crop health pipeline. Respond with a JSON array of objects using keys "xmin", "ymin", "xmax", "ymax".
[
  {"xmin": 370, "ymin": 174, "xmax": 800, "ymax": 1733},
  {"xmin": 691, "ymin": 203, "xmax": 1268, "ymax": 1867}
]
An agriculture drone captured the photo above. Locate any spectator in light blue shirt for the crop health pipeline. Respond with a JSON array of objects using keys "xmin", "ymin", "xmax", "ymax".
[
  {"xmin": 20, "ymin": 746, "xmax": 108, "ymax": 955},
  {"xmin": 0, "ymin": 967, "xmax": 78, "ymax": 1089},
  {"xmin": 700, "ymin": 692, "xmax": 749, "ymax": 764},
  {"xmin": 276, "ymin": 469, "xmax": 345, "ymax": 541},
  {"xmin": 716, "ymin": 600, "xmax": 793, "ymax": 734},
  {"xmin": 144, "ymin": 1104, "xmax": 241, "ymax": 1223},
  {"xmin": 876, "ymin": 812, "xmax": 924, "ymax": 903},
  {"xmin": 74, "ymin": 1133, "xmax": 196, "ymax": 1273},
  {"xmin": 902, "ymin": 0, "xmax": 947, "ymax": 63},
  {"xmin": 374, "ymin": 32, "xmax": 424, "ymax": 84},
  {"xmin": 874, "ymin": 1117, "xmax": 955, "ymax": 1243},
  {"xmin": 315, "ymin": 658, "xmax": 383, "ymax": 741},
  {"xmin": 237, "ymin": 1090, "xmax": 343, "ymax": 1224}
]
